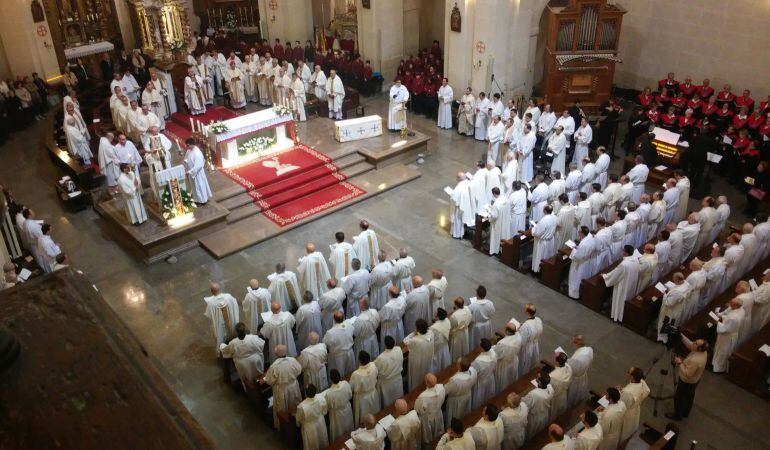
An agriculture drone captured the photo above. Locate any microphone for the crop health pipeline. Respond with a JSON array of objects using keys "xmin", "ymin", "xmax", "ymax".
[{"xmin": 491, "ymin": 73, "xmax": 495, "ymax": 81}]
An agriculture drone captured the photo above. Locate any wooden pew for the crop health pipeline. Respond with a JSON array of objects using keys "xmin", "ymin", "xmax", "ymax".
[
  {"xmin": 540, "ymin": 247, "xmax": 572, "ymax": 293},
  {"xmin": 430, "ymin": 365, "xmax": 545, "ymax": 448},
  {"xmin": 472, "ymin": 214, "xmax": 490, "ymax": 254},
  {"xmin": 522, "ymin": 390, "xmax": 596, "ymax": 450},
  {"xmin": 638, "ymin": 422, "xmax": 679, "ymax": 450},
  {"xmin": 326, "ymin": 347, "xmax": 484, "ymax": 450},
  {"xmin": 500, "ymin": 232, "xmax": 534, "ymax": 273},
  {"xmin": 727, "ymin": 320, "xmax": 770, "ymax": 400}
]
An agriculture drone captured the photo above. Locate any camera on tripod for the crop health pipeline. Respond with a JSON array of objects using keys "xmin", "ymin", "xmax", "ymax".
[{"xmin": 659, "ymin": 316, "xmax": 681, "ymax": 349}]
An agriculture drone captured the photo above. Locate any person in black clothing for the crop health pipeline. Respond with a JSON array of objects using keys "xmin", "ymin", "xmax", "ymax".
[
  {"xmin": 624, "ymin": 108, "xmax": 650, "ymax": 154},
  {"xmin": 745, "ymin": 161, "xmax": 768, "ymax": 216},
  {"xmin": 31, "ymin": 73, "xmax": 49, "ymax": 112},
  {"xmin": 304, "ymin": 40, "xmax": 315, "ymax": 63},
  {"xmin": 100, "ymin": 52, "xmax": 114, "ymax": 81},
  {"xmin": 598, "ymin": 99, "xmax": 622, "ymax": 151},
  {"xmin": 638, "ymin": 132, "xmax": 658, "ymax": 167},
  {"xmin": 4, "ymin": 90, "xmax": 24, "ymax": 131},
  {"xmin": 686, "ymin": 127, "xmax": 717, "ymax": 190}
]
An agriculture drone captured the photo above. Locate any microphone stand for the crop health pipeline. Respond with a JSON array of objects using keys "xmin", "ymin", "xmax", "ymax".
[{"xmin": 491, "ymin": 74, "xmax": 504, "ymax": 99}]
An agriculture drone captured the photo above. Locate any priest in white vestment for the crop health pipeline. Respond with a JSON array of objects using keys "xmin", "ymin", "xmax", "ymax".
[
  {"xmin": 487, "ymin": 116, "xmax": 506, "ymax": 166},
  {"xmin": 324, "ymin": 312, "xmax": 356, "ymax": 377},
  {"xmin": 98, "ymin": 133, "xmax": 119, "ymax": 189},
  {"xmin": 547, "ymin": 126, "xmax": 568, "ymax": 175},
  {"xmin": 656, "ymin": 273, "xmax": 691, "ymax": 342},
  {"xmin": 404, "ymin": 319, "xmax": 434, "ymax": 391},
  {"xmin": 565, "ymin": 164, "xmax": 582, "ymax": 204},
  {"xmin": 297, "ymin": 242, "xmax": 331, "ymax": 299},
  {"xmin": 374, "ymin": 336, "xmax": 404, "ymax": 406},
  {"xmin": 369, "ymin": 252, "xmax": 393, "ymax": 309},
  {"xmin": 518, "ymin": 124, "xmax": 537, "ymax": 183},
  {"xmin": 531, "ymin": 205, "xmax": 558, "ymax": 273},
  {"xmin": 449, "ymin": 297, "xmax": 473, "ymax": 360},
  {"xmin": 380, "ymin": 287, "xmax": 406, "ymax": 348},
  {"xmin": 470, "ymin": 405, "xmax": 505, "ymax": 450},
  {"xmin": 295, "ymin": 292, "xmax": 323, "ymax": 350},
  {"xmin": 297, "ymin": 332, "xmax": 329, "ymax": 391},
  {"xmin": 326, "ymin": 70, "xmax": 346, "ymax": 120},
  {"xmin": 220, "ymin": 323, "xmax": 265, "ymax": 389},
  {"xmin": 712, "ymin": 298, "xmax": 745, "ymax": 373},
  {"xmin": 430, "ymin": 308, "xmax": 452, "ymax": 372},
  {"xmin": 183, "ymin": 140, "xmax": 212, "ymax": 204},
  {"xmin": 471, "ymin": 339, "xmax": 498, "ymax": 409},
  {"xmin": 350, "ymin": 351, "xmax": 381, "ymax": 426},
  {"xmin": 566, "ymin": 336, "xmax": 594, "ymax": 407},
  {"xmin": 597, "ymin": 388, "xmax": 626, "ymax": 450},
  {"xmin": 428, "ymin": 269, "xmax": 449, "ymax": 315},
  {"xmin": 196, "ymin": 56, "xmax": 215, "ymax": 105},
  {"xmin": 500, "ymin": 393, "xmax": 529, "ymax": 450},
  {"xmin": 226, "ymin": 61, "xmax": 247, "ymax": 109},
  {"xmin": 493, "ymin": 323, "xmax": 522, "ymax": 391},
  {"xmin": 388, "ymin": 400, "xmax": 422, "ymax": 450},
  {"xmin": 444, "ymin": 359, "xmax": 478, "ymax": 429},
  {"xmin": 573, "ymin": 119, "xmax": 592, "ymax": 168},
  {"xmin": 469, "ymin": 286, "xmax": 495, "ymax": 348},
  {"xmin": 529, "ymin": 176, "xmax": 550, "ymax": 222},
  {"xmin": 603, "ymin": 245, "xmax": 640, "ymax": 322},
  {"xmin": 437, "ymin": 421, "xmax": 477, "ymax": 449},
  {"xmin": 326, "ymin": 370, "xmax": 355, "ymax": 440},
  {"xmin": 351, "ymin": 415, "xmax": 387, "ymax": 449},
  {"xmin": 487, "ymin": 187, "xmax": 511, "ymax": 255},
  {"xmin": 319, "ymin": 280, "xmax": 345, "ymax": 334},
  {"xmin": 203, "ymin": 283, "xmax": 240, "ymax": 354},
  {"xmin": 294, "ymin": 385, "xmax": 329, "ymax": 450},
  {"xmin": 548, "ymin": 353, "xmax": 573, "ymax": 420},
  {"xmin": 388, "ymin": 80, "xmax": 410, "ymax": 130},
  {"xmin": 523, "ymin": 374, "xmax": 554, "ymax": 439},
  {"xmin": 415, "ymin": 373, "xmax": 446, "ymax": 444},
  {"xmin": 568, "ymin": 226, "xmax": 597, "ymax": 299},
  {"xmin": 117, "ymin": 163, "xmax": 147, "ymax": 225},
  {"xmin": 474, "ymin": 93, "xmax": 492, "ymax": 140},
  {"xmin": 555, "ymin": 195, "xmax": 577, "ymax": 249},
  {"xmin": 309, "ymin": 65, "xmax": 327, "ymax": 101},
  {"xmin": 451, "ymin": 172, "xmax": 475, "ymax": 238},
  {"xmin": 574, "ymin": 411, "xmax": 603, "ymax": 450},
  {"xmin": 518, "ymin": 304, "xmax": 543, "ymax": 375},
  {"xmin": 183, "ymin": 68, "xmax": 207, "ymax": 115},
  {"xmin": 353, "ymin": 220, "xmax": 379, "ymax": 271},
  {"xmin": 508, "ymin": 182, "xmax": 528, "ymax": 236},
  {"xmin": 354, "ymin": 298, "xmax": 381, "ymax": 359},
  {"xmin": 501, "ymin": 151, "xmax": 519, "ymax": 193},
  {"xmin": 437, "ymin": 78, "xmax": 454, "ymax": 129},
  {"xmin": 620, "ymin": 368, "xmax": 650, "ymax": 441},
  {"xmin": 404, "ymin": 277, "xmax": 432, "ymax": 334},
  {"xmin": 329, "ymin": 231, "xmax": 357, "ymax": 281},
  {"xmin": 392, "ymin": 249, "xmax": 416, "ymax": 292},
  {"xmin": 261, "ymin": 302, "xmax": 297, "ymax": 362},
  {"xmin": 458, "ymin": 88, "xmax": 476, "ymax": 136},
  {"xmin": 65, "ymin": 118, "xmax": 93, "ymax": 165},
  {"xmin": 289, "ymin": 73, "xmax": 307, "ymax": 121},
  {"xmin": 267, "ymin": 263, "xmax": 301, "ymax": 311},
  {"xmin": 263, "ymin": 345, "xmax": 302, "ymax": 429},
  {"xmin": 36, "ymin": 225, "xmax": 60, "ymax": 273},
  {"xmin": 141, "ymin": 81, "xmax": 167, "ymax": 128}
]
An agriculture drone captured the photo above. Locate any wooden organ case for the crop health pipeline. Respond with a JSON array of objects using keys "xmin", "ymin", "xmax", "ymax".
[{"xmin": 542, "ymin": 0, "xmax": 626, "ymax": 111}]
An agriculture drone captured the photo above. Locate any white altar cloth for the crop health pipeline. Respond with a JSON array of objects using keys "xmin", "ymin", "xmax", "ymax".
[
  {"xmin": 208, "ymin": 109, "xmax": 295, "ymax": 168},
  {"xmin": 334, "ymin": 115, "xmax": 383, "ymax": 143}
]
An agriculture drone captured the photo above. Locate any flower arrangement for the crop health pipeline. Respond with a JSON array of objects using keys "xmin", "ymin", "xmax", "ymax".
[
  {"xmin": 238, "ymin": 136, "xmax": 277, "ymax": 157},
  {"xmin": 161, "ymin": 183, "xmax": 196, "ymax": 220},
  {"xmin": 272, "ymin": 104, "xmax": 291, "ymax": 117},
  {"xmin": 169, "ymin": 39, "xmax": 187, "ymax": 52},
  {"xmin": 210, "ymin": 121, "xmax": 229, "ymax": 134},
  {"xmin": 225, "ymin": 10, "xmax": 238, "ymax": 29}
]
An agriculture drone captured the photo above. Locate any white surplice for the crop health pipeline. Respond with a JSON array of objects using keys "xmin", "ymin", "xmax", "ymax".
[
  {"xmin": 374, "ymin": 346, "xmax": 404, "ymax": 407},
  {"xmin": 297, "ymin": 251, "xmax": 332, "ymax": 299},
  {"xmin": 261, "ymin": 311, "xmax": 297, "ymax": 362},
  {"xmin": 404, "ymin": 331, "xmax": 434, "ymax": 391},
  {"xmin": 350, "ymin": 362, "xmax": 381, "ymax": 426},
  {"xmin": 297, "ymin": 342, "xmax": 329, "ymax": 391},
  {"xmin": 328, "ymin": 241, "xmax": 357, "ymax": 281},
  {"xmin": 602, "ymin": 255, "xmax": 640, "ymax": 322},
  {"xmin": 264, "ymin": 356, "xmax": 302, "ymax": 429}
]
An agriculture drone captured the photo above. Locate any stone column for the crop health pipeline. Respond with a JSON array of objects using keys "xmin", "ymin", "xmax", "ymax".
[
  {"xmin": 259, "ymin": 0, "xmax": 313, "ymax": 44},
  {"xmin": 357, "ymin": 0, "xmax": 404, "ymax": 85},
  {"xmin": 0, "ymin": 0, "xmax": 60, "ymax": 80}
]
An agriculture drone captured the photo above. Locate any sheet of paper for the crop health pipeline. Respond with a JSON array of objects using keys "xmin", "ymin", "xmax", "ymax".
[
  {"xmin": 18, "ymin": 268, "xmax": 31, "ymax": 281},
  {"xmin": 651, "ymin": 296, "xmax": 658, "ymax": 302},
  {"xmin": 565, "ymin": 240, "xmax": 577, "ymax": 249},
  {"xmin": 345, "ymin": 439, "xmax": 356, "ymax": 450},
  {"xmin": 663, "ymin": 430, "xmax": 676, "ymax": 441},
  {"xmin": 260, "ymin": 311, "xmax": 273, "ymax": 322},
  {"xmin": 519, "ymin": 234, "xmax": 527, "ymax": 240},
  {"xmin": 722, "ymin": 136, "xmax": 732, "ymax": 145},
  {"xmin": 93, "ymin": 118, "xmax": 100, "ymax": 123},
  {"xmin": 24, "ymin": 256, "xmax": 33, "ymax": 263},
  {"xmin": 465, "ymin": 172, "xmax": 473, "ymax": 180},
  {"xmin": 267, "ymin": 272, "xmax": 276, "ymax": 282},
  {"xmin": 469, "ymin": 297, "xmax": 477, "ymax": 304},
  {"xmin": 655, "ymin": 282, "xmax": 667, "ymax": 294},
  {"xmin": 530, "ymin": 379, "xmax": 539, "ymax": 388},
  {"xmin": 758, "ymin": 344, "xmax": 770, "ymax": 357},
  {"xmin": 749, "ymin": 279, "xmax": 759, "ymax": 291},
  {"xmin": 444, "ymin": 186, "xmax": 454, "ymax": 196},
  {"xmin": 268, "ymin": 396, "xmax": 274, "ymax": 408},
  {"xmin": 679, "ymin": 141, "xmax": 689, "ymax": 148},
  {"xmin": 745, "ymin": 177, "xmax": 755, "ymax": 185},
  {"xmin": 706, "ymin": 152, "xmax": 723, "ymax": 163},
  {"xmin": 509, "ymin": 318, "xmax": 521, "ymax": 328},
  {"xmin": 654, "ymin": 165, "xmax": 668, "ymax": 171},
  {"xmin": 708, "ymin": 311, "xmax": 720, "ymax": 322},
  {"xmin": 665, "ymin": 281, "xmax": 677, "ymax": 290},
  {"xmin": 554, "ymin": 346, "xmax": 566, "ymax": 355},
  {"xmin": 378, "ymin": 414, "xmax": 395, "ymax": 430},
  {"xmin": 764, "ymin": 268, "xmax": 770, "ymax": 275},
  {"xmin": 62, "ymin": 175, "xmax": 71, "ymax": 181},
  {"xmin": 598, "ymin": 396, "xmax": 610, "ymax": 408},
  {"xmin": 67, "ymin": 191, "xmax": 81, "ymax": 198}
]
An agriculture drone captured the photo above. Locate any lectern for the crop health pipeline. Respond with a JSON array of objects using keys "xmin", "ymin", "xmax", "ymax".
[{"xmin": 542, "ymin": 0, "xmax": 626, "ymax": 111}]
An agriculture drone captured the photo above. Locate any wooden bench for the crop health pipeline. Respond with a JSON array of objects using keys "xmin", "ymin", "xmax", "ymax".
[
  {"xmin": 540, "ymin": 247, "xmax": 572, "ymax": 293},
  {"xmin": 727, "ymin": 320, "xmax": 770, "ymax": 400},
  {"xmin": 500, "ymin": 233, "xmax": 534, "ymax": 273}
]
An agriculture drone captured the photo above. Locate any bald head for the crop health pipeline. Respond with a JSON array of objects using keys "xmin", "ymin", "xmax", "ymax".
[
  {"xmin": 412, "ymin": 275, "xmax": 423, "ymax": 287},
  {"xmin": 394, "ymin": 399, "xmax": 408, "ymax": 416},
  {"xmin": 432, "ymin": 269, "xmax": 444, "ymax": 280},
  {"xmin": 274, "ymin": 344, "xmax": 287, "ymax": 358},
  {"xmin": 359, "ymin": 296, "xmax": 369, "ymax": 310},
  {"xmin": 327, "ymin": 278, "xmax": 337, "ymax": 289},
  {"xmin": 308, "ymin": 331, "xmax": 319, "ymax": 345},
  {"xmin": 424, "ymin": 373, "xmax": 437, "ymax": 387},
  {"xmin": 457, "ymin": 171, "xmax": 466, "ymax": 181},
  {"xmin": 388, "ymin": 285, "xmax": 401, "ymax": 298},
  {"xmin": 362, "ymin": 414, "xmax": 376, "ymax": 429},
  {"xmin": 271, "ymin": 301, "xmax": 281, "ymax": 314},
  {"xmin": 249, "ymin": 279, "xmax": 259, "ymax": 289},
  {"xmin": 306, "ymin": 242, "xmax": 316, "ymax": 253},
  {"xmin": 210, "ymin": 282, "xmax": 221, "ymax": 295},
  {"xmin": 736, "ymin": 280, "xmax": 750, "ymax": 294},
  {"xmin": 507, "ymin": 392, "xmax": 521, "ymax": 408}
]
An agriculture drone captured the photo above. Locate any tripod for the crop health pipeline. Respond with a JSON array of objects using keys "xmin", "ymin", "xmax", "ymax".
[{"xmin": 644, "ymin": 343, "xmax": 678, "ymax": 417}]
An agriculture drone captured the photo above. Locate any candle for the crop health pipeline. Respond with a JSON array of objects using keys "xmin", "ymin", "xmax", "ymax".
[{"xmin": 190, "ymin": 117, "xmax": 194, "ymax": 130}]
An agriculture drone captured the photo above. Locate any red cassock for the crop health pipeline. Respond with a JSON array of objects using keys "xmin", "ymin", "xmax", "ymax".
[
  {"xmin": 678, "ymin": 116, "xmax": 696, "ymax": 128},
  {"xmin": 646, "ymin": 109, "xmax": 660, "ymax": 123},
  {"xmin": 658, "ymin": 78, "xmax": 678, "ymax": 92},
  {"xmin": 740, "ymin": 146, "xmax": 759, "ymax": 159},
  {"xmin": 678, "ymin": 83, "xmax": 697, "ymax": 97},
  {"xmin": 734, "ymin": 96, "xmax": 754, "ymax": 111},
  {"xmin": 671, "ymin": 97, "xmax": 687, "ymax": 110},
  {"xmin": 402, "ymin": 74, "xmax": 414, "ymax": 90},
  {"xmin": 687, "ymin": 99, "xmax": 702, "ymax": 111},
  {"xmin": 351, "ymin": 59, "xmax": 364, "ymax": 79},
  {"xmin": 655, "ymin": 94, "xmax": 670, "ymax": 106},
  {"xmin": 697, "ymin": 85, "xmax": 714, "ymax": 99},
  {"xmin": 748, "ymin": 114, "xmax": 765, "ymax": 132},
  {"xmin": 759, "ymin": 101, "xmax": 770, "ymax": 114},
  {"xmin": 696, "ymin": 119, "xmax": 716, "ymax": 134},
  {"xmin": 638, "ymin": 93, "xmax": 654, "ymax": 107},
  {"xmin": 715, "ymin": 109, "xmax": 733, "ymax": 121},
  {"xmin": 423, "ymin": 79, "xmax": 437, "ymax": 96},
  {"xmin": 411, "ymin": 78, "xmax": 426, "ymax": 96},
  {"xmin": 717, "ymin": 91, "xmax": 736, "ymax": 103},
  {"xmin": 759, "ymin": 123, "xmax": 770, "ymax": 139},
  {"xmin": 314, "ymin": 53, "xmax": 325, "ymax": 67},
  {"xmin": 362, "ymin": 66, "xmax": 373, "ymax": 82},
  {"xmin": 292, "ymin": 47, "xmax": 303, "ymax": 63},
  {"xmin": 733, "ymin": 137, "xmax": 751, "ymax": 153},
  {"xmin": 660, "ymin": 113, "xmax": 679, "ymax": 126},
  {"xmin": 732, "ymin": 114, "xmax": 749, "ymax": 130},
  {"xmin": 701, "ymin": 103, "xmax": 718, "ymax": 117},
  {"xmin": 273, "ymin": 44, "xmax": 285, "ymax": 61}
]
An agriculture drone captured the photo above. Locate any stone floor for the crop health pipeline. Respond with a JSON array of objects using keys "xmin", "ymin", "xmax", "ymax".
[{"xmin": 2, "ymin": 93, "xmax": 768, "ymax": 449}]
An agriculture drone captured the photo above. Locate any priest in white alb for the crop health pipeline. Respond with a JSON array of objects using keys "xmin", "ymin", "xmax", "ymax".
[
  {"xmin": 458, "ymin": 87, "xmax": 476, "ymax": 136},
  {"xmin": 64, "ymin": 117, "xmax": 93, "ymax": 165},
  {"xmin": 98, "ymin": 132, "xmax": 119, "ymax": 190},
  {"xmin": 404, "ymin": 276, "xmax": 432, "ymax": 334},
  {"xmin": 324, "ymin": 311, "xmax": 356, "ymax": 377},
  {"xmin": 117, "ymin": 163, "xmax": 147, "ymax": 225},
  {"xmin": 380, "ymin": 287, "xmax": 406, "ymax": 348},
  {"xmin": 352, "ymin": 220, "xmax": 379, "ymax": 271},
  {"xmin": 183, "ymin": 67, "xmax": 207, "ymax": 115},
  {"xmin": 566, "ymin": 335, "xmax": 594, "ymax": 407},
  {"xmin": 328, "ymin": 231, "xmax": 357, "ymax": 281},
  {"xmin": 444, "ymin": 358, "xmax": 478, "ymax": 429},
  {"xmin": 404, "ymin": 319, "xmax": 434, "ymax": 391},
  {"xmin": 350, "ymin": 350, "xmax": 381, "ymax": 426},
  {"xmin": 450, "ymin": 171, "xmax": 475, "ymax": 238},
  {"xmin": 141, "ymin": 80, "xmax": 167, "ymax": 129},
  {"xmin": 518, "ymin": 304, "xmax": 543, "ymax": 375},
  {"xmin": 319, "ymin": 279, "xmax": 345, "ymax": 334},
  {"xmin": 260, "ymin": 302, "xmax": 297, "ymax": 362},
  {"xmin": 415, "ymin": 373, "xmax": 446, "ymax": 444},
  {"xmin": 568, "ymin": 226, "xmax": 597, "ymax": 299},
  {"xmin": 309, "ymin": 65, "xmax": 327, "ymax": 101},
  {"xmin": 326, "ymin": 369, "xmax": 355, "ymax": 441},
  {"xmin": 656, "ymin": 272, "xmax": 690, "ymax": 342},
  {"xmin": 388, "ymin": 79, "xmax": 410, "ymax": 131},
  {"xmin": 500, "ymin": 393, "xmax": 528, "ymax": 450},
  {"xmin": 493, "ymin": 323, "xmax": 522, "ymax": 390},
  {"xmin": 220, "ymin": 322, "xmax": 265, "ymax": 389},
  {"xmin": 531, "ymin": 205, "xmax": 558, "ymax": 273},
  {"xmin": 326, "ymin": 69, "xmax": 346, "ymax": 120},
  {"xmin": 449, "ymin": 297, "xmax": 473, "ymax": 361},
  {"xmin": 388, "ymin": 399, "xmax": 422, "ymax": 450},
  {"xmin": 203, "ymin": 283, "xmax": 240, "ymax": 355},
  {"xmin": 226, "ymin": 60, "xmax": 247, "ymax": 109},
  {"xmin": 602, "ymin": 245, "xmax": 640, "ymax": 322},
  {"xmin": 487, "ymin": 116, "xmax": 506, "ymax": 166},
  {"xmin": 354, "ymin": 298, "xmax": 381, "ymax": 359},
  {"xmin": 369, "ymin": 251, "xmax": 393, "ymax": 309},
  {"xmin": 183, "ymin": 139, "xmax": 212, "ymax": 204},
  {"xmin": 375, "ymin": 335, "xmax": 404, "ymax": 406},
  {"xmin": 392, "ymin": 248, "xmax": 416, "ymax": 292},
  {"xmin": 297, "ymin": 242, "xmax": 331, "ymax": 300},
  {"xmin": 487, "ymin": 187, "xmax": 511, "ymax": 255},
  {"xmin": 627, "ymin": 155, "xmax": 650, "ymax": 204},
  {"xmin": 297, "ymin": 332, "xmax": 329, "ymax": 391},
  {"xmin": 294, "ymin": 384, "xmax": 329, "ymax": 450},
  {"xmin": 290, "ymin": 73, "xmax": 307, "ymax": 121},
  {"xmin": 262, "ymin": 344, "xmax": 302, "ymax": 429},
  {"xmin": 295, "ymin": 291, "xmax": 323, "ymax": 350},
  {"xmin": 243, "ymin": 279, "xmax": 271, "ymax": 331},
  {"xmin": 437, "ymin": 78, "xmax": 454, "ymax": 129},
  {"xmin": 547, "ymin": 125, "xmax": 568, "ymax": 175},
  {"xmin": 430, "ymin": 308, "xmax": 452, "ymax": 372},
  {"xmin": 267, "ymin": 262, "xmax": 302, "ymax": 311}
]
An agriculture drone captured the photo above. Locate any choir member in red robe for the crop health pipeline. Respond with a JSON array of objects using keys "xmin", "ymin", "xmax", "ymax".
[
  {"xmin": 733, "ymin": 129, "xmax": 752, "ymax": 154},
  {"xmin": 638, "ymin": 87, "xmax": 654, "ymax": 107},
  {"xmin": 423, "ymin": 75, "xmax": 439, "ymax": 120},
  {"xmin": 660, "ymin": 106, "xmax": 679, "ymax": 132},
  {"xmin": 272, "ymin": 38, "xmax": 285, "ymax": 61},
  {"xmin": 697, "ymin": 79, "xmax": 714, "ymax": 100},
  {"xmin": 411, "ymin": 73, "xmax": 426, "ymax": 115},
  {"xmin": 716, "ymin": 84, "xmax": 735, "ymax": 109},
  {"xmin": 734, "ymin": 89, "xmax": 755, "ymax": 113},
  {"xmin": 696, "ymin": 117, "xmax": 716, "ymax": 136},
  {"xmin": 658, "ymin": 72, "xmax": 678, "ymax": 93},
  {"xmin": 714, "ymin": 103, "xmax": 734, "ymax": 131},
  {"xmin": 430, "ymin": 40, "xmax": 442, "ymax": 59},
  {"xmin": 678, "ymin": 77, "xmax": 697, "ymax": 98},
  {"xmin": 747, "ymin": 111, "xmax": 765, "ymax": 139},
  {"xmin": 671, "ymin": 91, "xmax": 687, "ymax": 113},
  {"xmin": 732, "ymin": 106, "xmax": 750, "ymax": 130},
  {"xmin": 656, "ymin": 90, "xmax": 671, "ymax": 112},
  {"xmin": 758, "ymin": 95, "xmax": 770, "ymax": 115},
  {"xmin": 292, "ymin": 41, "xmax": 303, "ymax": 63},
  {"xmin": 701, "ymin": 96, "xmax": 718, "ymax": 118},
  {"xmin": 687, "ymin": 96, "xmax": 703, "ymax": 117},
  {"xmin": 678, "ymin": 109, "xmax": 697, "ymax": 140},
  {"xmin": 646, "ymin": 105, "xmax": 660, "ymax": 124}
]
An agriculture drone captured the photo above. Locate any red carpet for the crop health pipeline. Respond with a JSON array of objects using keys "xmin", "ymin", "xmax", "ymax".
[
  {"xmin": 221, "ymin": 144, "xmax": 366, "ymax": 227},
  {"xmin": 163, "ymin": 107, "xmax": 240, "ymax": 142}
]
